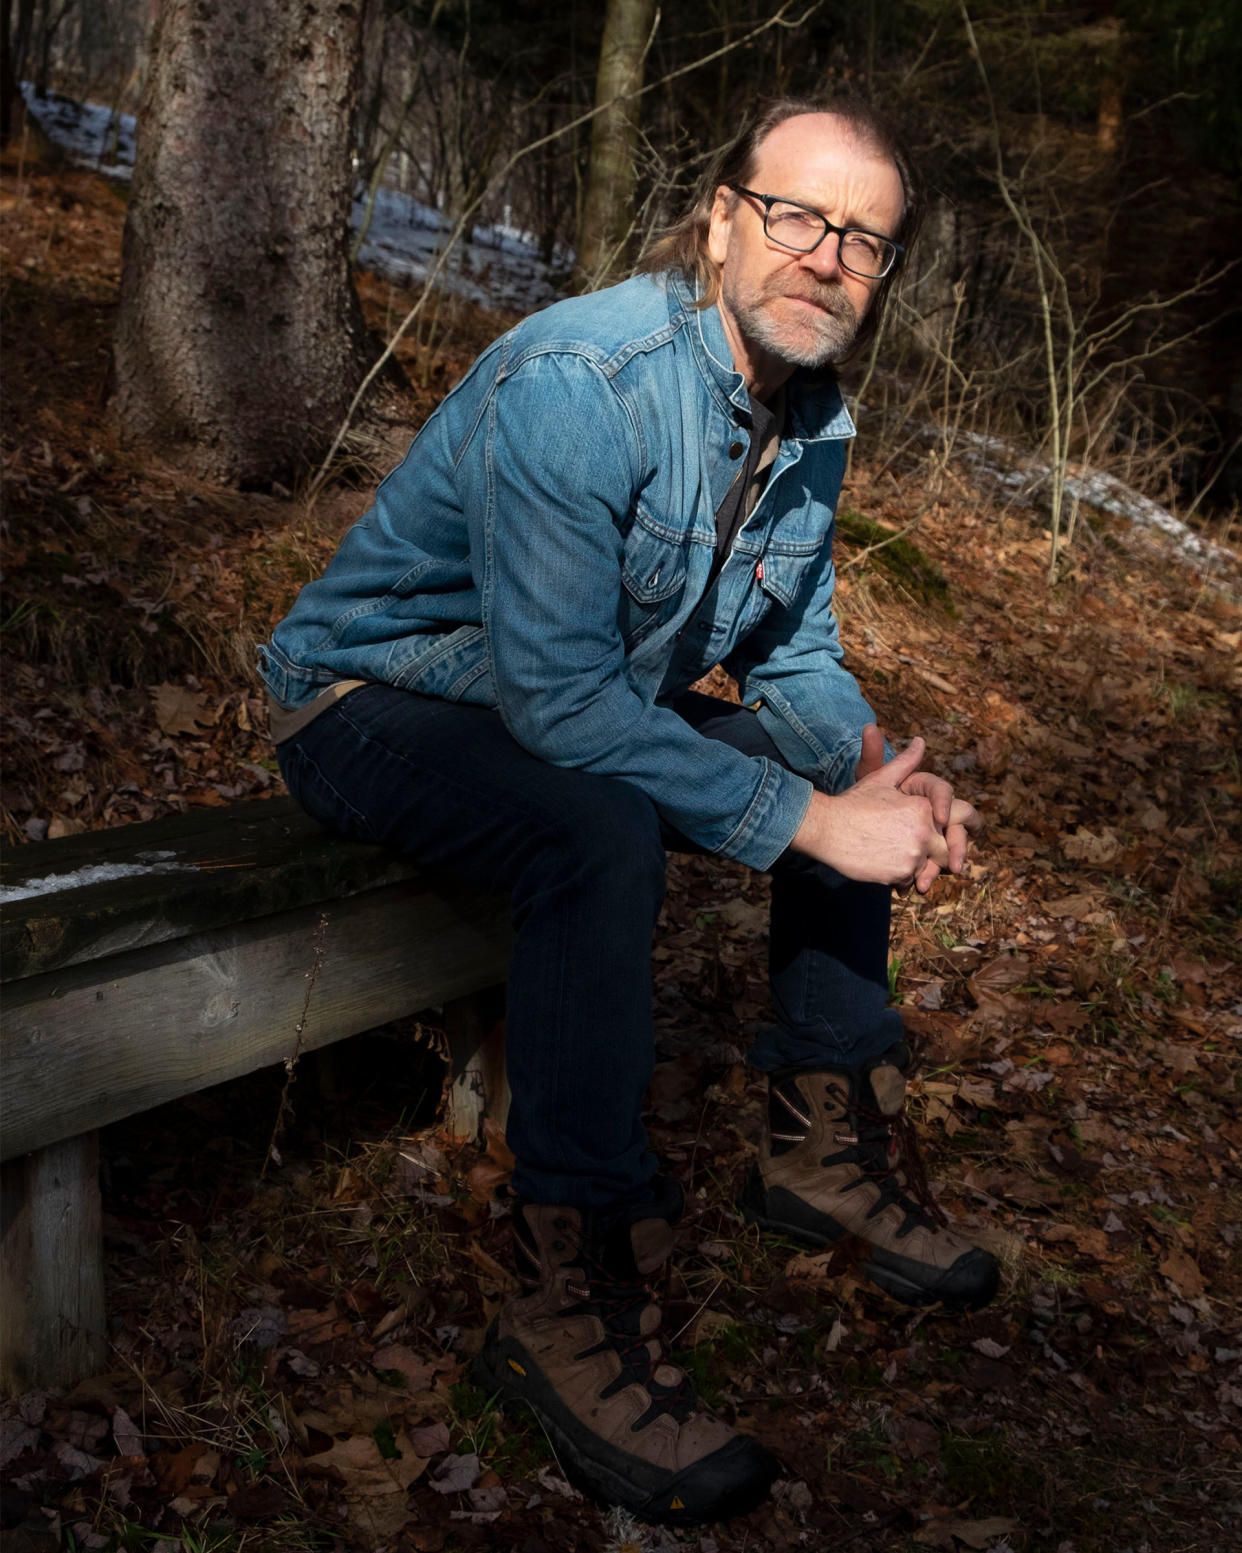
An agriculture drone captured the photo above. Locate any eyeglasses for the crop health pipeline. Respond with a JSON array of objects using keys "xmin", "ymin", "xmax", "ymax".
[{"xmin": 727, "ymin": 184, "xmax": 903, "ymax": 279}]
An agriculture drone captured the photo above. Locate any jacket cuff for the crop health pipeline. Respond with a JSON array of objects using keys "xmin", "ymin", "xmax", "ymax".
[{"xmin": 719, "ymin": 760, "xmax": 813, "ymax": 870}]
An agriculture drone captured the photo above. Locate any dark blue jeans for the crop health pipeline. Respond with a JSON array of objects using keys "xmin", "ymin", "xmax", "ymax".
[{"xmin": 277, "ymin": 685, "xmax": 900, "ymax": 1208}]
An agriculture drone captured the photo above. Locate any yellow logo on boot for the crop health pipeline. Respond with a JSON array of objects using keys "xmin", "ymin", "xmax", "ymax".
[{"xmin": 507, "ymin": 1358, "xmax": 527, "ymax": 1377}]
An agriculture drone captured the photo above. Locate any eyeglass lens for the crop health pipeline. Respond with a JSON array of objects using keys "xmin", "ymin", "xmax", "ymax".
[{"xmin": 764, "ymin": 201, "xmax": 895, "ymax": 277}]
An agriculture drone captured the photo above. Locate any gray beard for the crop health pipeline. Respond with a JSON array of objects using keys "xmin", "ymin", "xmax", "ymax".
[{"xmin": 723, "ymin": 275, "xmax": 860, "ymax": 368}]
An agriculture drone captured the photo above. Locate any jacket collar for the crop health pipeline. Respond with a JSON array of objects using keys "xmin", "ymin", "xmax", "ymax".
[{"xmin": 668, "ymin": 270, "xmax": 856, "ymax": 444}]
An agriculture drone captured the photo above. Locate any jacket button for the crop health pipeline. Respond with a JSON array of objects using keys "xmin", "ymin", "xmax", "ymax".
[{"xmin": 728, "ymin": 441, "xmax": 744, "ymax": 458}]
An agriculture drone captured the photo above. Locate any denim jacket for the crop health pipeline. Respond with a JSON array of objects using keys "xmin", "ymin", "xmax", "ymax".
[{"xmin": 259, "ymin": 272, "xmax": 879, "ymax": 870}]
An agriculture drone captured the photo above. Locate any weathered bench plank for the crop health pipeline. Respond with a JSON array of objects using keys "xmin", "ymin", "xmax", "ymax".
[
  {"xmin": 3, "ymin": 878, "xmax": 510, "ymax": 1162},
  {"xmin": 1, "ymin": 798, "xmax": 512, "ymax": 1393},
  {"xmin": 1, "ymin": 796, "xmax": 427, "ymax": 982}
]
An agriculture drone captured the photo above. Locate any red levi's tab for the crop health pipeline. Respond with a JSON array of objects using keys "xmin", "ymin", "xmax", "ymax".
[{"xmin": 756, "ymin": 560, "xmax": 764, "ymax": 581}]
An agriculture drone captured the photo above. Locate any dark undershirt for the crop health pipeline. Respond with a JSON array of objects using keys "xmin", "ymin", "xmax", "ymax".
[{"xmin": 709, "ymin": 389, "xmax": 780, "ymax": 590}]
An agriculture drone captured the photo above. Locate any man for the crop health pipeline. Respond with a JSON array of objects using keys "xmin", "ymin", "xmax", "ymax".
[{"xmin": 261, "ymin": 96, "xmax": 996, "ymax": 1525}]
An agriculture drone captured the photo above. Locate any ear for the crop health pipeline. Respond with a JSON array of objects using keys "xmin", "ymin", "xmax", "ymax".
[{"xmin": 706, "ymin": 187, "xmax": 734, "ymax": 268}]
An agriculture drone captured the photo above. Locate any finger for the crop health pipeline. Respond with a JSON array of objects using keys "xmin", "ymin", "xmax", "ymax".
[
  {"xmin": 944, "ymin": 801, "xmax": 974, "ymax": 872},
  {"xmin": 855, "ymin": 723, "xmax": 887, "ymax": 780},
  {"xmin": 927, "ymin": 826, "xmax": 951, "ymax": 869},
  {"xmin": 928, "ymin": 777, "xmax": 953, "ymax": 831},
  {"xmin": 949, "ymin": 798, "xmax": 983, "ymax": 835},
  {"xmin": 915, "ymin": 858, "xmax": 942, "ymax": 894},
  {"xmin": 873, "ymin": 736, "xmax": 925, "ymax": 788}
]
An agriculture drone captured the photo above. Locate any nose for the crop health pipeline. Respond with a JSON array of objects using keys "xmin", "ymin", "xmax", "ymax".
[{"xmin": 799, "ymin": 230, "xmax": 843, "ymax": 280}]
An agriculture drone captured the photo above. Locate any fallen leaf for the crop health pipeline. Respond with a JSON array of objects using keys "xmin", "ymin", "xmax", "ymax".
[
  {"xmin": 1159, "ymin": 1247, "xmax": 1205, "ymax": 1299},
  {"xmin": 464, "ymin": 1240, "xmax": 518, "ymax": 1292},
  {"xmin": 957, "ymin": 1077, "xmax": 1000, "ymax": 1108},
  {"xmin": 1043, "ymin": 1223, "xmax": 1110, "ymax": 1258},
  {"xmin": 1062, "ymin": 827, "xmax": 1120, "ymax": 864},
  {"xmin": 54, "ymin": 1441, "xmax": 105, "ymax": 1479},
  {"xmin": 372, "ymin": 1344, "xmax": 434, "ymax": 1390},
  {"xmin": 151, "ymin": 682, "xmax": 213, "ymax": 736},
  {"xmin": 110, "ymin": 1406, "xmax": 145, "ymax": 1458},
  {"xmin": 429, "ymin": 1450, "xmax": 481, "ymax": 1494},
  {"xmin": 1150, "ymin": 1041, "xmax": 1199, "ymax": 1076},
  {"xmin": 899, "ymin": 1417, "xmax": 941, "ymax": 1461},
  {"xmin": 952, "ymin": 1516, "xmax": 1020, "ymax": 1549},
  {"xmin": 465, "ymin": 1158, "xmax": 511, "ymax": 1203},
  {"xmin": 968, "ymin": 956, "xmax": 1031, "ymax": 1020},
  {"xmin": 0, "ymin": 1417, "xmax": 40, "ymax": 1468},
  {"xmin": 303, "ymin": 1433, "xmax": 429, "ymax": 1497},
  {"xmin": 408, "ymin": 1420, "xmax": 451, "ymax": 1456},
  {"xmin": 1044, "ymin": 892, "xmax": 1103, "ymax": 920},
  {"xmin": 286, "ymin": 1305, "xmax": 349, "ymax": 1346},
  {"xmin": 154, "ymin": 1445, "xmax": 219, "ymax": 1497},
  {"xmin": 48, "ymin": 814, "xmax": 87, "ymax": 838},
  {"xmin": 467, "ymin": 1482, "xmax": 509, "ymax": 1512},
  {"xmin": 482, "ymin": 1115, "xmax": 515, "ymax": 1170},
  {"xmin": 715, "ymin": 897, "xmax": 769, "ymax": 934},
  {"xmin": 693, "ymin": 1309, "xmax": 735, "ymax": 1346}
]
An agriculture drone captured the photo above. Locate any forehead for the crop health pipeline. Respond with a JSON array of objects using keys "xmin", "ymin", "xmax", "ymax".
[{"xmin": 748, "ymin": 113, "xmax": 905, "ymax": 230}]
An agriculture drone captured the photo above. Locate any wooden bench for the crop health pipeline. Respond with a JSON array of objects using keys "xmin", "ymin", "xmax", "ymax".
[{"xmin": 0, "ymin": 796, "xmax": 511, "ymax": 1393}]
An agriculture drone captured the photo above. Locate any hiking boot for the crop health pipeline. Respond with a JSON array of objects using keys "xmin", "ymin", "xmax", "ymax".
[
  {"xmin": 473, "ymin": 1176, "xmax": 778, "ymax": 1525},
  {"xmin": 740, "ymin": 1043, "xmax": 998, "ymax": 1311}
]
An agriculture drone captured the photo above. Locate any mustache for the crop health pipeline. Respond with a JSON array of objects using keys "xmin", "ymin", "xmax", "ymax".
[{"xmin": 763, "ymin": 276, "xmax": 856, "ymax": 320}]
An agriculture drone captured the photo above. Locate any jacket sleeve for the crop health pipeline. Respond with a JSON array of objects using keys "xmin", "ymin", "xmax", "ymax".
[
  {"xmin": 725, "ymin": 510, "xmax": 880, "ymax": 795},
  {"xmin": 458, "ymin": 350, "xmax": 812, "ymax": 869}
]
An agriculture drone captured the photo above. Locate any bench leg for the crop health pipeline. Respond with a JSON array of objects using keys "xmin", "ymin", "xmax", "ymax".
[
  {"xmin": 0, "ymin": 1133, "xmax": 107, "ymax": 1395},
  {"xmin": 442, "ymin": 988, "xmax": 508, "ymax": 1142}
]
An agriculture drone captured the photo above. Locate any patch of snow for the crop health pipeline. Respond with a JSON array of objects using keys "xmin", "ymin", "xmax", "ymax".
[
  {"xmin": 949, "ymin": 427, "xmax": 1235, "ymax": 571},
  {"xmin": 0, "ymin": 859, "xmax": 196, "ymax": 904},
  {"xmin": 352, "ymin": 184, "xmax": 563, "ymax": 314},
  {"xmin": 21, "ymin": 83, "xmax": 564, "ymax": 315},
  {"xmin": 20, "ymin": 82, "xmax": 136, "ymax": 179}
]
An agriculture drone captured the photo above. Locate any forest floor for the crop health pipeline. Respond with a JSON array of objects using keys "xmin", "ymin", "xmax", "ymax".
[{"xmin": 2, "ymin": 149, "xmax": 1241, "ymax": 1553}]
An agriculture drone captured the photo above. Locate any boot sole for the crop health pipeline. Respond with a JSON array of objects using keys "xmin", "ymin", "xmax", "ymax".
[
  {"xmin": 739, "ymin": 1169, "xmax": 998, "ymax": 1313},
  {"xmin": 472, "ymin": 1328, "xmax": 779, "ymax": 1526}
]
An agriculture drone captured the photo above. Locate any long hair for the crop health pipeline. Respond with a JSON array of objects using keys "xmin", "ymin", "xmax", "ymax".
[{"xmin": 636, "ymin": 94, "xmax": 922, "ymax": 363}]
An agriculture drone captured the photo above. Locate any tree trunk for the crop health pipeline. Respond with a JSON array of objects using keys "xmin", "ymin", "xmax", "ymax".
[
  {"xmin": 112, "ymin": 0, "xmax": 372, "ymax": 487},
  {"xmin": 1, "ymin": 0, "xmax": 18, "ymax": 146},
  {"xmin": 574, "ymin": 0, "xmax": 656, "ymax": 292}
]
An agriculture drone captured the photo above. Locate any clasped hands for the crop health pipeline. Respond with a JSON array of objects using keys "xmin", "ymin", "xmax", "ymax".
[{"xmin": 791, "ymin": 722, "xmax": 981, "ymax": 893}]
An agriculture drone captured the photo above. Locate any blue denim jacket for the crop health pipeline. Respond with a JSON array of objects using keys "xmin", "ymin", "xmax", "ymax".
[{"xmin": 259, "ymin": 272, "xmax": 879, "ymax": 870}]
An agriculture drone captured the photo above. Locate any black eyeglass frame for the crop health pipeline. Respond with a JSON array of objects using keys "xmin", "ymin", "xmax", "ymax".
[{"xmin": 726, "ymin": 183, "xmax": 905, "ymax": 279}]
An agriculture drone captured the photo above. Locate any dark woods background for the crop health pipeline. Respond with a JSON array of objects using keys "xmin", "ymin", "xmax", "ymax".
[
  {"xmin": 2, "ymin": 0, "xmax": 1239, "ymax": 508},
  {"xmin": 2, "ymin": 10, "xmax": 1241, "ymax": 1550}
]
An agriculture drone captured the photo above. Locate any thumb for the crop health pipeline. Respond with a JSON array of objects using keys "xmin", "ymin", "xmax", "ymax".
[
  {"xmin": 855, "ymin": 723, "xmax": 887, "ymax": 781},
  {"xmin": 869, "ymin": 735, "xmax": 925, "ymax": 788}
]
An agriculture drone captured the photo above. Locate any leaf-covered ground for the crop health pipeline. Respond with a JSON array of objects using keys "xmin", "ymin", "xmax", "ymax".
[{"xmin": 2, "ymin": 148, "xmax": 1240, "ymax": 1553}]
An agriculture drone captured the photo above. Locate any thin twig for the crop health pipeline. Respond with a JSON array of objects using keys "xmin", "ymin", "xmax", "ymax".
[
  {"xmin": 309, "ymin": 0, "xmax": 817, "ymax": 495},
  {"xmin": 261, "ymin": 910, "xmax": 330, "ymax": 1177}
]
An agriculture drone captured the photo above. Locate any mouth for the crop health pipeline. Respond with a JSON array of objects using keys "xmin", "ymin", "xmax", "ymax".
[{"xmin": 770, "ymin": 285, "xmax": 846, "ymax": 319}]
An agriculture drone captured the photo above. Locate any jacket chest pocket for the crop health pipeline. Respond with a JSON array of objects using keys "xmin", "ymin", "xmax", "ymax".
[
  {"xmin": 618, "ymin": 519, "xmax": 689, "ymax": 649},
  {"xmin": 739, "ymin": 545, "xmax": 819, "ymax": 630}
]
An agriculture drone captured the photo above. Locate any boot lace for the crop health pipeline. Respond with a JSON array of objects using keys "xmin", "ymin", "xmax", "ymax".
[
  {"xmin": 828, "ymin": 1089, "xmax": 949, "ymax": 1231},
  {"xmin": 563, "ymin": 1252, "xmax": 696, "ymax": 1427}
]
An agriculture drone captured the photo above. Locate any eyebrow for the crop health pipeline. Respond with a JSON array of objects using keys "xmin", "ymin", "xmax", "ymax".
[{"xmin": 759, "ymin": 189, "xmax": 898, "ymax": 241}]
